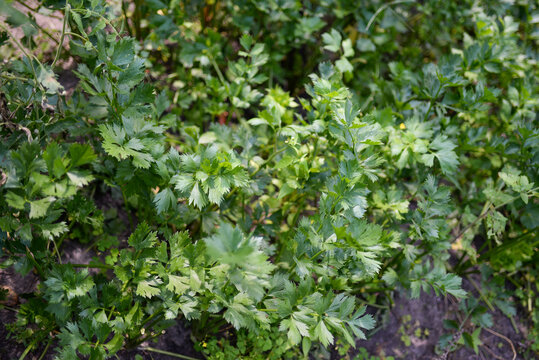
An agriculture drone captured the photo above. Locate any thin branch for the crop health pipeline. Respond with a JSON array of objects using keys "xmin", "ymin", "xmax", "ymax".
[{"xmin": 483, "ymin": 327, "xmax": 516, "ymax": 360}]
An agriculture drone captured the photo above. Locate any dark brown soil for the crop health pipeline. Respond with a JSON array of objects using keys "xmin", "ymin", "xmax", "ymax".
[
  {"xmin": 357, "ymin": 280, "xmax": 536, "ymax": 360},
  {"xmin": 0, "ymin": 267, "xmax": 41, "ymax": 360},
  {"xmin": 358, "ymin": 291, "xmax": 448, "ymax": 359}
]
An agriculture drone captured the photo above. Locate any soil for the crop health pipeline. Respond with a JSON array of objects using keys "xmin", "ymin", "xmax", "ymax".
[
  {"xmin": 356, "ymin": 278, "xmax": 536, "ymax": 360},
  {"xmin": 0, "ymin": 267, "xmax": 41, "ymax": 360}
]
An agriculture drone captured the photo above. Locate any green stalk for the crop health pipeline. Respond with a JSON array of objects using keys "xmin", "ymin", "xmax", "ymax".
[
  {"xmin": 133, "ymin": 0, "xmax": 142, "ymax": 39},
  {"xmin": 52, "ymin": 239, "xmax": 63, "ymax": 264},
  {"xmin": 25, "ymin": 247, "xmax": 45, "ymax": 280},
  {"xmin": 19, "ymin": 337, "xmax": 39, "ymax": 360},
  {"xmin": 0, "ymin": 305, "xmax": 18, "ymax": 312},
  {"xmin": 357, "ymin": 300, "xmax": 390, "ymax": 310},
  {"xmin": 250, "ymin": 147, "xmax": 286, "ymax": 177},
  {"xmin": 208, "ymin": 54, "xmax": 227, "ymax": 91},
  {"xmin": 423, "ymin": 83, "xmax": 442, "ymax": 123},
  {"xmin": 122, "ymin": 189, "xmax": 135, "ymax": 232},
  {"xmin": 0, "ymin": 73, "xmax": 29, "ymax": 82},
  {"xmin": 121, "ymin": 0, "xmax": 133, "ymax": 36},
  {"xmin": 466, "ymin": 275, "xmax": 494, "ymax": 311},
  {"xmin": 37, "ymin": 339, "xmax": 52, "ymax": 360},
  {"xmin": 65, "ymin": 32, "xmax": 98, "ymax": 52},
  {"xmin": 140, "ymin": 347, "xmax": 200, "ymax": 360},
  {"xmin": 70, "ymin": 262, "xmax": 113, "ymax": 270},
  {"xmin": 310, "ymin": 137, "xmax": 319, "ymax": 168},
  {"xmin": 51, "ymin": 4, "xmax": 70, "ymax": 68},
  {"xmin": 140, "ymin": 308, "xmax": 164, "ymax": 328},
  {"xmin": 128, "ymin": 312, "xmax": 165, "ymax": 348}
]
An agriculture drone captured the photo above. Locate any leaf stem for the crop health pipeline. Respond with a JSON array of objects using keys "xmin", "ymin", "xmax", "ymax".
[
  {"xmin": 37, "ymin": 339, "xmax": 52, "ymax": 360},
  {"xmin": 51, "ymin": 4, "xmax": 70, "ymax": 68},
  {"xmin": 258, "ymin": 308, "xmax": 277, "ymax": 312},
  {"xmin": 25, "ymin": 247, "xmax": 45, "ymax": 280},
  {"xmin": 140, "ymin": 346, "xmax": 201, "ymax": 360},
  {"xmin": 466, "ymin": 275, "xmax": 494, "ymax": 311},
  {"xmin": 70, "ymin": 9, "xmax": 120, "ymax": 36},
  {"xmin": 250, "ymin": 147, "xmax": 287, "ymax": 177},
  {"xmin": 70, "ymin": 262, "xmax": 113, "ymax": 269},
  {"xmin": 423, "ymin": 82, "xmax": 442, "ymax": 122},
  {"xmin": 18, "ymin": 337, "xmax": 39, "ymax": 360},
  {"xmin": 208, "ymin": 54, "xmax": 227, "ymax": 90},
  {"xmin": 65, "ymin": 32, "xmax": 98, "ymax": 53},
  {"xmin": 122, "ymin": 189, "xmax": 135, "ymax": 232}
]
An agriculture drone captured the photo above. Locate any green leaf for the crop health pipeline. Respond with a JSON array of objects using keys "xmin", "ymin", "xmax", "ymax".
[
  {"xmin": 463, "ymin": 328, "xmax": 482, "ymax": 354},
  {"xmin": 189, "ymin": 182, "xmax": 207, "ymax": 209},
  {"xmin": 43, "ymin": 142, "xmax": 66, "ymax": 178},
  {"xmin": 69, "ymin": 144, "xmax": 97, "ymax": 168},
  {"xmin": 280, "ymin": 316, "xmax": 309, "ymax": 345},
  {"xmin": 71, "ymin": 11, "xmax": 85, "ymax": 34},
  {"xmin": 357, "ymin": 38, "xmax": 376, "ymax": 52},
  {"xmin": 322, "ymin": 29, "xmax": 342, "ymax": 53},
  {"xmin": 204, "ymin": 224, "xmax": 254, "ymax": 267},
  {"xmin": 335, "ymin": 57, "xmax": 353, "ymax": 73},
  {"xmin": 111, "ymin": 38, "xmax": 135, "ymax": 66},
  {"xmin": 486, "ymin": 211, "xmax": 507, "ymax": 243},
  {"xmin": 41, "ymin": 222, "xmax": 68, "ymax": 240},
  {"xmin": 128, "ymin": 223, "xmax": 157, "ymax": 251},
  {"xmin": 166, "ymin": 275, "xmax": 190, "ymax": 295},
  {"xmin": 57, "ymin": 322, "xmax": 85, "ymax": 355},
  {"xmin": 5, "ymin": 191, "xmax": 26, "ymax": 210},
  {"xmin": 136, "ymin": 279, "xmax": 161, "ymax": 298},
  {"xmin": 37, "ymin": 66, "xmax": 63, "ymax": 94},
  {"xmin": 153, "ymin": 188, "xmax": 176, "ymax": 214},
  {"xmin": 239, "ymin": 34, "xmax": 253, "ymax": 51},
  {"xmin": 428, "ymin": 135, "xmax": 459, "ymax": 174},
  {"xmin": 438, "ymin": 274, "xmax": 467, "ymax": 298},
  {"xmin": 29, "ymin": 196, "xmax": 55, "ymax": 218},
  {"xmin": 172, "ymin": 146, "xmax": 249, "ymax": 209},
  {"xmin": 98, "ymin": 124, "xmax": 155, "ymax": 168},
  {"xmin": 118, "ymin": 58, "xmax": 145, "ymax": 88},
  {"xmin": 314, "ymin": 320, "xmax": 333, "ymax": 348},
  {"xmin": 204, "ymin": 224, "xmax": 275, "ymax": 279}
]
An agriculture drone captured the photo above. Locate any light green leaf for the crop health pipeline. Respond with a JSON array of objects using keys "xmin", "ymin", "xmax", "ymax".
[
  {"xmin": 29, "ymin": 197, "xmax": 55, "ymax": 218},
  {"xmin": 153, "ymin": 188, "xmax": 176, "ymax": 214},
  {"xmin": 136, "ymin": 279, "xmax": 161, "ymax": 298},
  {"xmin": 314, "ymin": 320, "xmax": 333, "ymax": 348}
]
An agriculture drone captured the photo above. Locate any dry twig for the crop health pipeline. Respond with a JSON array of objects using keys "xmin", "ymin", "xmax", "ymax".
[{"xmin": 484, "ymin": 327, "xmax": 517, "ymax": 360}]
